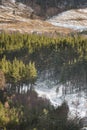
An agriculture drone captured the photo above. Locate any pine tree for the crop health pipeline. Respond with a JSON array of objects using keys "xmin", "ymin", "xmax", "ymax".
[{"xmin": 0, "ymin": 70, "xmax": 5, "ymax": 89}]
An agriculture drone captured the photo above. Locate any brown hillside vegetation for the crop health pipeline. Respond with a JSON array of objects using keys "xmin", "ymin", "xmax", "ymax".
[{"xmin": 0, "ymin": 1, "xmax": 74, "ymax": 35}]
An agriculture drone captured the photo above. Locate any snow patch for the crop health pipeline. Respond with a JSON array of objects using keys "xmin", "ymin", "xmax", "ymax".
[
  {"xmin": 47, "ymin": 8, "xmax": 87, "ymax": 31},
  {"xmin": 35, "ymin": 78, "xmax": 87, "ymax": 118}
]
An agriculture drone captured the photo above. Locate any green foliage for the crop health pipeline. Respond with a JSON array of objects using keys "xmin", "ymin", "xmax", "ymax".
[
  {"xmin": 0, "ymin": 102, "xmax": 9, "ymax": 127},
  {"xmin": 26, "ymin": 62, "xmax": 37, "ymax": 84},
  {"xmin": 0, "ymin": 32, "xmax": 85, "ymax": 130},
  {"xmin": 0, "ymin": 32, "xmax": 87, "ymax": 93},
  {"xmin": 0, "ymin": 33, "xmax": 87, "ymax": 62},
  {"xmin": 0, "ymin": 70, "xmax": 5, "ymax": 89},
  {"xmin": 0, "ymin": 102, "xmax": 23, "ymax": 129},
  {"xmin": 0, "ymin": 57, "xmax": 37, "ymax": 85}
]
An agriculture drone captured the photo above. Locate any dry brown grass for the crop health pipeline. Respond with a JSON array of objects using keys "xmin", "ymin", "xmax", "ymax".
[
  {"xmin": 0, "ymin": 19, "xmax": 74, "ymax": 34},
  {"xmin": 0, "ymin": 4, "xmax": 74, "ymax": 35}
]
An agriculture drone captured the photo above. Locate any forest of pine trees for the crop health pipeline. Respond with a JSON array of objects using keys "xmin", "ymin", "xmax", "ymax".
[
  {"xmin": 0, "ymin": 33, "xmax": 87, "ymax": 88},
  {"xmin": 0, "ymin": 32, "xmax": 87, "ymax": 130}
]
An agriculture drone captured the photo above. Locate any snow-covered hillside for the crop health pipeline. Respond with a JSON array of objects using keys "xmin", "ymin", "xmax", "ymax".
[{"xmin": 48, "ymin": 8, "xmax": 87, "ymax": 31}]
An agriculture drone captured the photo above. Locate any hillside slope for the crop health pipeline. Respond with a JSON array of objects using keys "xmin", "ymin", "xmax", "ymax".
[
  {"xmin": 48, "ymin": 8, "xmax": 87, "ymax": 31},
  {"xmin": 0, "ymin": 1, "xmax": 73, "ymax": 34},
  {"xmin": 16, "ymin": 0, "xmax": 87, "ymax": 18}
]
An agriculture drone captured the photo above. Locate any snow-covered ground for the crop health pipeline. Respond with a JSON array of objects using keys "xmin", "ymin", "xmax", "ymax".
[
  {"xmin": 48, "ymin": 8, "xmax": 87, "ymax": 31},
  {"xmin": 34, "ymin": 78, "xmax": 87, "ymax": 118}
]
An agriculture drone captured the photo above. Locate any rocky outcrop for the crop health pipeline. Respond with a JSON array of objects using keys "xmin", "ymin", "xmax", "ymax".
[
  {"xmin": 16, "ymin": 0, "xmax": 87, "ymax": 18},
  {"xmin": 0, "ymin": 0, "xmax": 15, "ymax": 4},
  {"xmin": 0, "ymin": 0, "xmax": 87, "ymax": 18},
  {"xmin": 0, "ymin": 0, "xmax": 34, "ymax": 18}
]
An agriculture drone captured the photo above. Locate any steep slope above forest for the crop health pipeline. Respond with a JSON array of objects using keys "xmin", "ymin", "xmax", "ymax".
[{"xmin": 0, "ymin": 0, "xmax": 73, "ymax": 34}]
